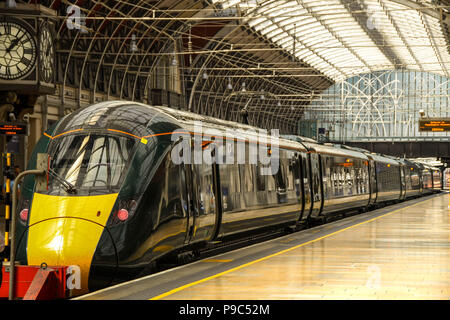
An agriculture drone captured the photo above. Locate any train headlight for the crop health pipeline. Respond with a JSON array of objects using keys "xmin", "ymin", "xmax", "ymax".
[
  {"xmin": 19, "ymin": 208, "xmax": 29, "ymax": 222},
  {"xmin": 17, "ymin": 199, "xmax": 30, "ymax": 225},
  {"xmin": 108, "ymin": 198, "xmax": 138, "ymax": 226},
  {"xmin": 117, "ymin": 209, "xmax": 129, "ymax": 221}
]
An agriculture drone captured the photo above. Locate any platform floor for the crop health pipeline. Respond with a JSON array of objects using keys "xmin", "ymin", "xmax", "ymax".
[{"xmin": 80, "ymin": 192, "xmax": 449, "ymax": 300}]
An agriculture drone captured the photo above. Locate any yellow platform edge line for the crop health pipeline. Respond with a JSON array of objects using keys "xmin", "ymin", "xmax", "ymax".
[
  {"xmin": 201, "ymin": 259, "xmax": 233, "ymax": 263},
  {"xmin": 150, "ymin": 195, "xmax": 440, "ymax": 300}
]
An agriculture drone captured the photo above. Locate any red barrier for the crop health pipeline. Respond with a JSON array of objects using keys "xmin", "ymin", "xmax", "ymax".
[{"xmin": 0, "ymin": 264, "xmax": 68, "ymax": 300}]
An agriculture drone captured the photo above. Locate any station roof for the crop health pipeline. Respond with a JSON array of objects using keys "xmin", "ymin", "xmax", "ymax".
[
  {"xmin": 46, "ymin": 0, "xmax": 450, "ymax": 88},
  {"xmin": 23, "ymin": 0, "xmax": 450, "ymax": 132},
  {"xmin": 211, "ymin": 0, "xmax": 450, "ymax": 81}
]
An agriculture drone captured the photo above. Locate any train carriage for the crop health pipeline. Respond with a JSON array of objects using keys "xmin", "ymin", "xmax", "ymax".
[
  {"xmin": 300, "ymin": 142, "xmax": 371, "ymax": 221},
  {"xmin": 431, "ymin": 167, "xmax": 442, "ymax": 191},
  {"xmin": 419, "ymin": 163, "xmax": 434, "ymax": 195},
  {"xmin": 399, "ymin": 159, "xmax": 422, "ymax": 198},
  {"xmin": 369, "ymin": 154, "xmax": 403, "ymax": 204}
]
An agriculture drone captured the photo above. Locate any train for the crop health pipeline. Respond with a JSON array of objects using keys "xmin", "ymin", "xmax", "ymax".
[{"xmin": 12, "ymin": 101, "xmax": 442, "ymax": 297}]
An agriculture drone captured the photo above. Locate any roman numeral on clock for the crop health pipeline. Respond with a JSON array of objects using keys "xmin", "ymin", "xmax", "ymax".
[{"xmin": 21, "ymin": 56, "xmax": 31, "ymax": 65}]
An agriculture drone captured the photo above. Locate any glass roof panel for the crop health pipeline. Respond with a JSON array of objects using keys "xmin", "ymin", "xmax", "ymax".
[{"xmin": 212, "ymin": 0, "xmax": 450, "ymax": 80}]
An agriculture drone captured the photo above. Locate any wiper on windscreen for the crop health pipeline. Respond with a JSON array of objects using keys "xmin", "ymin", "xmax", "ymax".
[{"xmin": 47, "ymin": 168, "xmax": 77, "ymax": 194}]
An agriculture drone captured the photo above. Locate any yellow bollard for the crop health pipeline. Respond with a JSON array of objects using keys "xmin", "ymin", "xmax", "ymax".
[{"xmin": 2, "ymin": 153, "xmax": 12, "ymax": 261}]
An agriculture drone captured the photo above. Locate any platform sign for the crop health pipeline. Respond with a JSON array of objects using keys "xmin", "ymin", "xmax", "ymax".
[
  {"xmin": 418, "ymin": 118, "xmax": 450, "ymax": 132},
  {"xmin": 0, "ymin": 122, "xmax": 28, "ymax": 135}
]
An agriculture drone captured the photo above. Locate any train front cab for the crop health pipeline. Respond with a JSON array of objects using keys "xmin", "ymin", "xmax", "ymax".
[
  {"xmin": 15, "ymin": 126, "xmax": 139, "ymax": 295},
  {"xmin": 14, "ymin": 102, "xmax": 195, "ymax": 295}
]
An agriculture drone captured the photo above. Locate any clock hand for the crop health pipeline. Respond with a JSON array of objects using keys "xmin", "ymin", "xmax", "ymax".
[
  {"xmin": 6, "ymin": 33, "xmax": 26, "ymax": 53},
  {"xmin": 6, "ymin": 39, "xmax": 19, "ymax": 52}
]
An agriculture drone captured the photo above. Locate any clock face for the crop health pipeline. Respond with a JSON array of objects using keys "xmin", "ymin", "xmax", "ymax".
[
  {"xmin": 39, "ymin": 23, "xmax": 54, "ymax": 83},
  {"xmin": 0, "ymin": 20, "xmax": 37, "ymax": 80}
]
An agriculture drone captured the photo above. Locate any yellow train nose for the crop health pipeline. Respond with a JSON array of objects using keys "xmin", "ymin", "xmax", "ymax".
[
  {"xmin": 26, "ymin": 193, "xmax": 118, "ymax": 296},
  {"xmin": 27, "ymin": 218, "xmax": 108, "ymax": 296}
]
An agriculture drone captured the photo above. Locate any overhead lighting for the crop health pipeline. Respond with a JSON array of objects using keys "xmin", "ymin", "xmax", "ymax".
[
  {"xmin": 241, "ymin": 82, "xmax": 246, "ymax": 92},
  {"xmin": 131, "ymin": 34, "xmax": 138, "ymax": 52},
  {"xmin": 202, "ymin": 71, "xmax": 208, "ymax": 80},
  {"xmin": 227, "ymin": 79, "xmax": 233, "ymax": 90}
]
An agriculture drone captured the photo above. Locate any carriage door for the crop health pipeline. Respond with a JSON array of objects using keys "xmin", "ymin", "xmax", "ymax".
[
  {"xmin": 180, "ymin": 160, "xmax": 192, "ymax": 245},
  {"xmin": 399, "ymin": 165, "xmax": 406, "ymax": 200},
  {"xmin": 294, "ymin": 153, "xmax": 305, "ymax": 221},
  {"xmin": 309, "ymin": 152, "xmax": 323, "ymax": 219},
  {"xmin": 404, "ymin": 165, "xmax": 412, "ymax": 198},
  {"xmin": 189, "ymin": 141, "xmax": 220, "ymax": 243},
  {"xmin": 300, "ymin": 153, "xmax": 312, "ymax": 222},
  {"xmin": 175, "ymin": 135, "xmax": 195, "ymax": 244},
  {"xmin": 368, "ymin": 159, "xmax": 377, "ymax": 206}
]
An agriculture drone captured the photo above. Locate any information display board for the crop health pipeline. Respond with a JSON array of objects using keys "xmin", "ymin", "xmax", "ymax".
[
  {"xmin": 0, "ymin": 122, "xmax": 28, "ymax": 135},
  {"xmin": 418, "ymin": 118, "xmax": 450, "ymax": 132}
]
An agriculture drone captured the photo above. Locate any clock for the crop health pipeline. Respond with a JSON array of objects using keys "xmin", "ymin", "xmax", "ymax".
[
  {"xmin": 39, "ymin": 21, "xmax": 54, "ymax": 83},
  {"xmin": 0, "ymin": 19, "xmax": 37, "ymax": 80}
]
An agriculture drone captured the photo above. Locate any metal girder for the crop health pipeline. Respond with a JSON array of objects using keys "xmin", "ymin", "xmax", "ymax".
[
  {"xmin": 418, "ymin": 9, "xmax": 450, "ymax": 78},
  {"xmin": 339, "ymin": 0, "xmax": 404, "ymax": 67},
  {"xmin": 17, "ymin": 0, "xmax": 450, "ymax": 136},
  {"xmin": 375, "ymin": 0, "xmax": 424, "ymax": 72},
  {"xmin": 297, "ymin": 0, "xmax": 374, "ymax": 74},
  {"xmin": 388, "ymin": 0, "xmax": 442, "ymax": 20}
]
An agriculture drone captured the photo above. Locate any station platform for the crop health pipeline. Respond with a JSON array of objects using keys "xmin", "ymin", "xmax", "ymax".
[{"xmin": 71, "ymin": 193, "xmax": 450, "ymax": 299}]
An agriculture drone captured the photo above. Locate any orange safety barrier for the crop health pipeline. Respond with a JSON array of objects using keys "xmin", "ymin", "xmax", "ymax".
[{"xmin": 0, "ymin": 264, "xmax": 68, "ymax": 300}]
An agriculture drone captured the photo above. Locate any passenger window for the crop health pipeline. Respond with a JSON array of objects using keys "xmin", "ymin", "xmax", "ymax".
[
  {"xmin": 230, "ymin": 164, "xmax": 240, "ymax": 193},
  {"xmin": 274, "ymin": 160, "xmax": 286, "ymax": 190},
  {"xmin": 286, "ymin": 160, "xmax": 295, "ymax": 191},
  {"xmin": 243, "ymin": 164, "xmax": 255, "ymax": 192},
  {"xmin": 266, "ymin": 168, "xmax": 276, "ymax": 191},
  {"xmin": 194, "ymin": 163, "xmax": 215, "ymax": 215},
  {"xmin": 256, "ymin": 164, "xmax": 266, "ymax": 191},
  {"xmin": 166, "ymin": 161, "xmax": 183, "ymax": 217},
  {"xmin": 346, "ymin": 169, "xmax": 352, "ymax": 186}
]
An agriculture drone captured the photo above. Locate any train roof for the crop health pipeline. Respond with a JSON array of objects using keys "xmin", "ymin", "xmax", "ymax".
[
  {"xmin": 416, "ymin": 162, "xmax": 440, "ymax": 171},
  {"xmin": 420, "ymin": 163, "xmax": 432, "ymax": 170},
  {"xmin": 281, "ymin": 135, "xmax": 317, "ymax": 143},
  {"xmin": 333, "ymin": 144, "xmax": 371, "ymax": 154},
  {"xmin": 367, "ymin": 153, "xmax": 401, "ymax": 165},
  {"xmin": 150, "ymin": 104, "xmax": 308, "ymax": 152},
  {"xmin": 51, "ymin": 101, "xmax": 179, "ymax": 139},
  {"xmin": 50, "ymin": 101, "xmax": 308, "ymax": 152},
  {"xmin": 398, "ymin": 158, "xmax": 421, "ymax": 168},
  {"xmin": 302, "ymin": 141, "xmax": 369, "ymax": 160}
]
